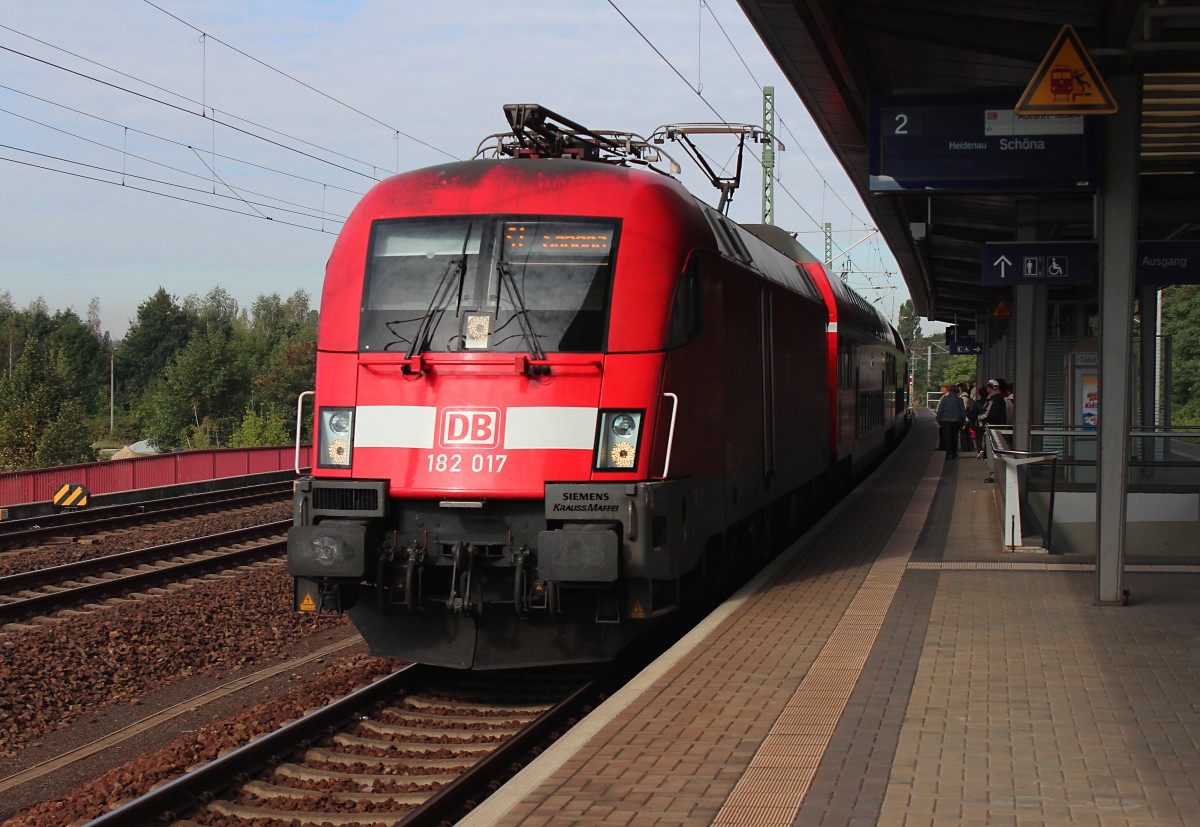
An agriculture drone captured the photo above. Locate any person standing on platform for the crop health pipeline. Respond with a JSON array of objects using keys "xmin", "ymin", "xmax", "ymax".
[
  {"xmin": 935, "ymin": 383, "xmax": 966, "ymax": 459},
  {"xmin": 977, "ymin": 379, "xmax": 1008, "ymax": 456},
  {"xmin": 958, "ymin": 382, "xmax": 976, "ymax": 453},
  {"xmin": 968, "ymin": 384, "xmax": 986, "ymax": 455}
]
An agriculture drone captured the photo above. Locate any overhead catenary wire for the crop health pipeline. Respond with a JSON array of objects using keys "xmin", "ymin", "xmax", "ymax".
[
  {"xmin": 0, "ymin": 44, "xmax": 387, "ymax": 183},
  {"xmin": 0, "ymin": 23, "xmax": 432, "ymax": 176},
  {"xmin": 139, "ymin": 0, "xmax": 457, "ymax": 162},
  {"xmin": 697, "ymin": 1, "xmax": 891, "ymax": 285},
  {"xmin": 1, "ymin": 144, "xmax": 346, "ymax": 225},
  {"xmin": 697, "ymin": 2, "xmax": 898, "ymax": 294},
  {"xmin": 607, "ymin": 0, "xmax": 887, "ymax": 287},
  {"xmin": 697, "ymin": 0, "xmax": 872, "ymax": 227},
  {"xmin": 0, "ymin": 152, "xmax": 338, "ymax": 234},
  {"xmin": 1, "ymin": 105, "xmax": 351, "ymax": 219}
]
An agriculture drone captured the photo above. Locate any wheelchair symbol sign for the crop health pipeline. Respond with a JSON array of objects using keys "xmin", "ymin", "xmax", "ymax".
[{"xmin": 1047, "ymin": 256, "xmax": 1068, "ymax": 278}]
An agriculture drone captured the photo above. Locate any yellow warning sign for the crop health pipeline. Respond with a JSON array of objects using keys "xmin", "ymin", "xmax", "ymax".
[
  {"xmin": 630, "ymin": 601, "xmax": 646, "ymax": 619},
  {"xmin": 1016, "ymin": 25, "xmax": 1117, "ymax": 115},
  {"xmin": 992, "ymin": 298, "xmax": 1013, "ymax": 319},
  {"xmin": 299, "ymin": 593, "xmax": 317, "ymax": 612},
  {"xmin": 53, "ymin": 483, "xmax": 89, "ymax": 509}
]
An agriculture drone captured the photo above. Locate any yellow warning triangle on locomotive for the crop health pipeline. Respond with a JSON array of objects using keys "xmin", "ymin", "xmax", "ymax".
[{"xmin": 1016, "ymin": 24, "xmax": 1117, "ymax": 115}]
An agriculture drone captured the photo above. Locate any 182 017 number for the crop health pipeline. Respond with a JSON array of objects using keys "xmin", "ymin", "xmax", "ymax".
[{"xmin": 426, "ymin": 453, "xmax": 508, "ymax": 474}]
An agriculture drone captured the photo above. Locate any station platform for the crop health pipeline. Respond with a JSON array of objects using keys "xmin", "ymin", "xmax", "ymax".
[{"xmin": 462, "ymin": 411, "xmax": 1200, "ymax": 827}]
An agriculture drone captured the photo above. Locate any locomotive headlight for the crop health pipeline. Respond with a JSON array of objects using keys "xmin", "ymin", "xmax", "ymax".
[
  {"xmin": 328, "ymin": 411, "xmax": 352, "ymax": 436},
  {"xmin": 595, "ymin": 410, "xmax": 643, "ymax": 471},
  {"xmin": 318, "ymin": 407, "xmax": 355, "ymax": 469},
  {"xmin": 611, "ymin": 414, "xmax": 636, "ymax": 438}
]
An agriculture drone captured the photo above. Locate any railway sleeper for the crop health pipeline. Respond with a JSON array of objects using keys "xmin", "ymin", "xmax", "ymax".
[
  {"xmin": 305, "ymin": 746, "xmax": 475, "ymax": 770},
  {"xmin": 204, "ymin": 799, "xmax": 407, "ymax": 827},
  {"xmin": 274, "ymin": 762, "xmax": 454, "ymax": 790},
  {"xmin": 357, "ymin": 719, "xmax": 523, "ymax": 739},
  {"xmin": 379, "ymin": 706, "xmax": 542, "ymax": 725},
  {"xmin": 332, "ymin": 732, "xmax": 498, "ymax": 755},
  {"xmin": 241, "ymin": 778, "xmax": 432, "ymax": 806}
]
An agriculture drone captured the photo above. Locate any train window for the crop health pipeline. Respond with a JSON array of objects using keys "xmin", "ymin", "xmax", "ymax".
[
  {"xmin": 360, "ymin": 219, "xmax": 485, "ymax": 352},
  {"xmin": 486, "ymin": 218, "xmax": 618, "ymax": 354},
  {"xmin": 667, "ymin": 258, "xmax": 701, "ymax": 348},
  {"xmin": 359, "ymin": 216, "xmax": 618, "ymax": 354}
]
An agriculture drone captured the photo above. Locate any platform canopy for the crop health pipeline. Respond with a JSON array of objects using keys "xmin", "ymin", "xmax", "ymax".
[{"xmin": 737, "ymin": 1, "xmax": 1200, "ymax": 321}]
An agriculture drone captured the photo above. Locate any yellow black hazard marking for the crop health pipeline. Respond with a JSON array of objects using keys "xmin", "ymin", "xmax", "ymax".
[
  {"xmin": 299, "ymin": 593, "xmax": 318, "ymax": 612},
  {"xmin": 53, "ymin": 483, "xmax": 90, "ymax": 509}
]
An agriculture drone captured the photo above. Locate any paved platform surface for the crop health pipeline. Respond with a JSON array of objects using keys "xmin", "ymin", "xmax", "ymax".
[{"xmin": 462, "ymin": 411, "xmax": 1200, "ymax": 826}]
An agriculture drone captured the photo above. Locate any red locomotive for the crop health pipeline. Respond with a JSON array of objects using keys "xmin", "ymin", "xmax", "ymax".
[{"xmin": 288, "ymin": 106, "xmax": 909, "ymax": 668}]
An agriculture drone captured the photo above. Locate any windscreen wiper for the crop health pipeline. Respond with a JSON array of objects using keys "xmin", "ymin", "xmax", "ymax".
[
  {"xmin": 495, "ymin": 260, "xmax": 549, "ymax": 374},
  {"xmin": 402, "ymin": 232, "xmax": 472, "ymax": 366}
]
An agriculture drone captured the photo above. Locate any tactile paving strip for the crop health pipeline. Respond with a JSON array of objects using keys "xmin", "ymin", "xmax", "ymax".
[{"xmin": 712, "ymin": 449, "xmax": 945, "ymax": 826}]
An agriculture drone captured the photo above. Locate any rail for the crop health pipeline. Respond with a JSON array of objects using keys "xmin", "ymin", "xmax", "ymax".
[
  {"xmin": 83, "ymin": 666, "xmax": 419, "ymax": 826},
  {"xmin": 981, "ymin": 425, "xmax": 1200, "ymax": 555}
]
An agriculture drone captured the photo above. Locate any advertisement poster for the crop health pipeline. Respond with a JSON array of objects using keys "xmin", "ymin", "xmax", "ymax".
[{"xmin": 1080, "ymin": 371, "xmax": 1098, "ymax": 430}]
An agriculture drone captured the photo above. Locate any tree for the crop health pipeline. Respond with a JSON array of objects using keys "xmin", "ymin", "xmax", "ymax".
[
  {"xmin": 184, "ymin": 287, "xmax": 239, "ymax": 337},
  {"xmin": 47, "ymin": 309, "xmax": 109, "ymax": 416},
  {"xmin": 940, "ymin": 355, "xmax": 978, "ymax": 388},
  {"xmin": 248, "ymin": 320, "xmax": 317, "ymax": 438},
  {"xmin": 117, "ymin": 288, "xmax": 194, "ymax": 403},
  {"xmin": 1162, "ymin": 285, "xmax": 1200, "ymax": 425},
  {"xmin": 0, "ymin": 337, "xmax": 94, "ymax": 471},
  {"xmin": 229, "ymin": 408, "xmax": 291, "ymax": 447},
  {"xmin": 35, "ymin": 398, "xmax": 96, "ymax": 466},
  {"xmin": 897, "ymin": 299, "xmax": 923, "ymax": 346},
  {"xmin": 137, "ymin": 324, "xmax": 253, "ymax": 451}
]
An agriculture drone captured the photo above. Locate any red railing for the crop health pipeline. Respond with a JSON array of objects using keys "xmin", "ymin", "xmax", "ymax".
[{"xmin": 0, "ymin": 446, "xmax": 312, "ymax": 508}]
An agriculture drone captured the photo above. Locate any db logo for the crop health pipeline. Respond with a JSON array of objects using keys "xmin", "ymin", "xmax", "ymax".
[{"xmin": 439, "ymin": 408, "xmax": 501, "ymax": 448}]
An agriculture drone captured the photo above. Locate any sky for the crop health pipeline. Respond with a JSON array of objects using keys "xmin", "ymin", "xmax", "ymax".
[{"xmin": 1, "ymin": 0, "xmax": 911, "ymax": 339}]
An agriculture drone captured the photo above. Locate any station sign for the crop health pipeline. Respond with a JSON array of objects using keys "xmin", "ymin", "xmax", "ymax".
[
  {"xmin": 945, "ymin": 325, "xmax": 981, "ymax": 355},
  {"xmin": 1137, "ymin": 241, "xmax": 1200, "ymax": 285},
  {"xmin": 981, "ymin": 242, "xmax": 1096, "ymax": 286},
  {"xmin": 869, "ymin": 94, "xmax": 1097, "ymax": 192},
  {"xmin": 982, "ymin": 240, "xmax": 1199, "ymax": 287}
]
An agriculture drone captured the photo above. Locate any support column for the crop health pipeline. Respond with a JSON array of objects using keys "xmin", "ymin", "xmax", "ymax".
[
  {"xmin": 1095, "ymin": 72, "xmax": 1142, "ymax": 606},
  {"xmin": 1014, "ymin": 201, "xmax": 1037, "ymax": 451},
  {"xmin": 1012, "ymin": 200, "xmax": 1041, "ymax": 451},
  {"xmin": 1139, "ymin": 284, "xmax": 1159, "ymax": 476}
]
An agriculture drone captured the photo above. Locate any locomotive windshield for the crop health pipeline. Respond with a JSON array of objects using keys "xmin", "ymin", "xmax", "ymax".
[{"xmin": 360, "ymin": 216, "xmax": 618, "ymax": 354}]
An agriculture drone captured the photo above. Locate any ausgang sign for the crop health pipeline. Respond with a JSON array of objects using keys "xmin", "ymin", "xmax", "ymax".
[
  {"xmin": 1137, "ymin": 241, "xmax": 1200, "ymax": 285},
  {"xmin": 981, "ymin": 241, "xmax": 1200, "ymax": 286}
]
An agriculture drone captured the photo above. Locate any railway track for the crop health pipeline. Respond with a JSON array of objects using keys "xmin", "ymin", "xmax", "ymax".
[
  {"xmin": 75, "ymin": 613, "xmax": 692, "ymax": 827},
  {"xmin": 0, "ymin": 482, "xmax": 292, "ymax": 550},
  {"xmin": 85, "ymin": 663, "xmax": 608, "ymax": 827},
  {"xmin": 0, "ymin": 522, "xmax": 290, "ymax": 623}
]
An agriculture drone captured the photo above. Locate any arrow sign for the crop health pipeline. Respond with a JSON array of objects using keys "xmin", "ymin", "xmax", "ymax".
[{"xmin": 982, "ymin": 242, "xmax": 1096, "ymax": 286}]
